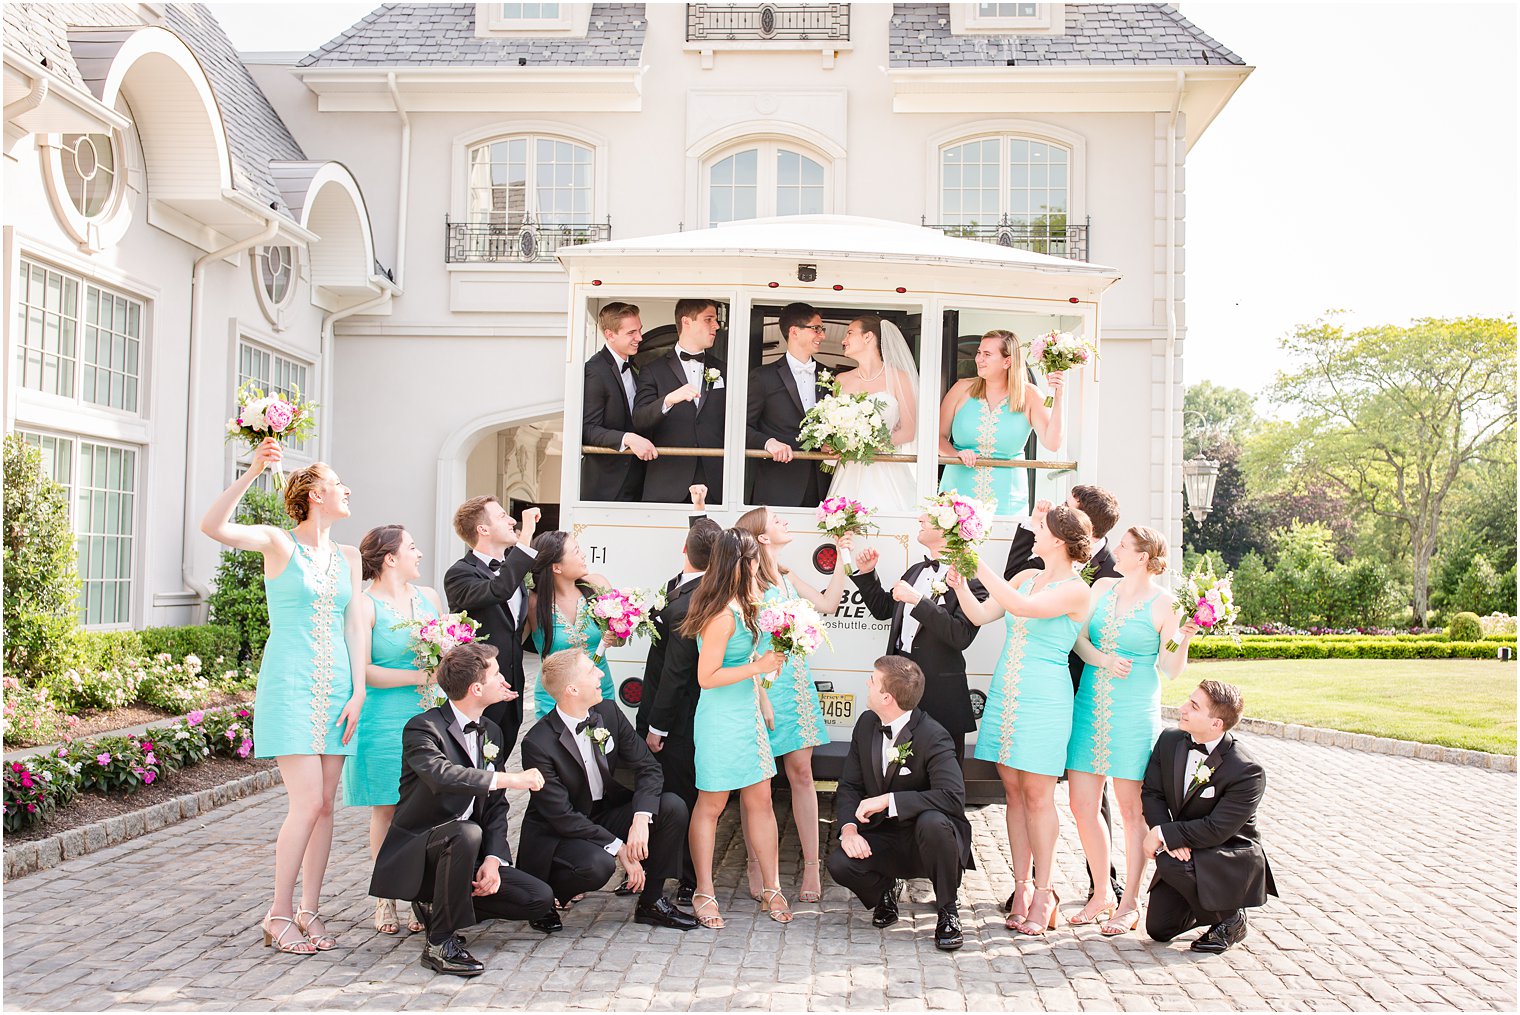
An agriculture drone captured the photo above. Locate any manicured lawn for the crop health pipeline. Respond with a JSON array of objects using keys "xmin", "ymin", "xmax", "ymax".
[{"xmin": 1163, "ymin": 658, "xmax": 1517, "ymax": 755}]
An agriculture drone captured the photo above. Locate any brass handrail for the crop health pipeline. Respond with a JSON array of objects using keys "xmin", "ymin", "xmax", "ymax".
[{"xmin": 582, "ymin": 445, "xmax": 1076, "ymax": 470}]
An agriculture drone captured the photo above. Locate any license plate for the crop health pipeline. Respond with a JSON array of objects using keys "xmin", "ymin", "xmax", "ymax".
[{"xmin": 819, "ymin": 692, "xmax": 854, "ymax": 723}]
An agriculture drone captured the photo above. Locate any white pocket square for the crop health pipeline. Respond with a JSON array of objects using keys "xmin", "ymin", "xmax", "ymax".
[
  {"xmin": 710, "ymin": 377, "xmax": 725, "ymax": 389},
  {"xmin": 1200, "ymin": 786, "xmax": 1216, "ymax": 799},
  {"xmin": 898, "ymin": 767, "xmax": 912, "ymax": 777}
]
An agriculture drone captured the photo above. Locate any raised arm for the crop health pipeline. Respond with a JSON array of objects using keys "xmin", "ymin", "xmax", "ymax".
[
  {"xmin": 199, "ymin": 438, "xmax": 291, "ymax": 559},
  {"xmin": 786, "ymin": 534, "xmax": 855, "ymax": 615},
  {"xmin": 337, "ymin": 544, "xmax": 367, "ymax": 743},
  {"xmin": 848, "ymin": 548, "xmax": 896, "ymax": 620},
  {"xmin": 1156, "ymin": 598, "xmax": 1199, "ymax": 680},
  {"xmin": 976, "ymin": 560, "xmax": 1088, "ymax": 620},
  {"xmin": 950, "ymin": 567, "xmax": 1004, "ymax": 626},
  {"xmin": 1025, "ymin": 377, "xmax": 1064, "ymax": 452}
]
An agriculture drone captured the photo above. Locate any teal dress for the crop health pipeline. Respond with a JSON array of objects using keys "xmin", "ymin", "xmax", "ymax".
[
  {"xmin": 531, "ymin": 600, "xmax": 617, "ymax": 720},
  {"xmin": 938, "ymin": 394, "xmax": 1034, "ymax": 516},
  {"xmin": 1067, "ymin": 586, "xmax": 1165, "ymax": 781},
  {"xmin": 342, "ymin": 589, "xmax": 440, "ymax": 807},
  {"xmin": 973, "ymin": 576, "xmax": 1080, "ymax": 776},
  {"xmin": 763, "ymin": 577, "xmax": 827, "ymax": 757},
  {"xmin": 254, "ymin": 541, "xmax": 357, "ymax": 758},
  {"xmin": 694, "ymin": 604, "xmax": 776, "ymax": 792}
]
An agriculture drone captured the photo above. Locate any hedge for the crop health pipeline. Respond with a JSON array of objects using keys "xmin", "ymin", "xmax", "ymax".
[
  {"xmin": 1191, "ymin": 637, "xmax": 1511, "ymax": 660},
  {"xmin": 73, "ymin": 624, "xmax": 240, "ymax": 673}
]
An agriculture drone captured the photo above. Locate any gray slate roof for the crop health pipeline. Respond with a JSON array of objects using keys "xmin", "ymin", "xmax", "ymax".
[
  {"xmin": 299, "ymin": 3, "xmax": 646, "ymax": 67},
  {"xmin": 4, "ymin": 3, "xmax": 306, "ymax": 212},
  {"xmin": 890, "ymin": 4, "xmax": 1244, "ymax": 67}
]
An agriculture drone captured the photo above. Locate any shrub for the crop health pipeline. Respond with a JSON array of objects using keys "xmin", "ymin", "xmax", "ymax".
[
  {"xmin": 1, "ymin": 677, "xmax": 79, "ymax": 746},
  {"xmin": 1446, "ymin": 612, "xmax": 1483, "ymax": 642},
  {"xmin": 1481, "ymin": 614, "xmax": 1518, "ymax": 637},
  {"xmin": 1190, "ymin": 634, "xmax": 1503, "ymax": 660},
  {"xmin": 74, "ymin": 630, "xmax": 147, "ymax": 672},
  {"xmin": 2, "ymin": 753, "xmax": 81, "ymax": 833},
  {"xmin": 207, "ymin": 488, "xmax": 288, "ymax": 665},
  {"xmin": 136, "ymin": 655, "xmax": 214, "ymax": 713},
  {"xmin": 138, "ymin": 625, "xmax": 240, "ymax": 665},
  {"xmin": 2, "ymin": 435, "xmax": 81, "ymax": 685}
]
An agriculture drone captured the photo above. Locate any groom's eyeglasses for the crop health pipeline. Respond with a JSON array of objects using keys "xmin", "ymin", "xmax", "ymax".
[{"xmin": 803, "ymin": 325, "xmax": 827, "ymax": 334}]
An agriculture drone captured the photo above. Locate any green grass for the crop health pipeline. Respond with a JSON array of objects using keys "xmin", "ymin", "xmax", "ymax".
[{"xmin": 1164, "ymin": 658, "xmax": 1517, "ymax": 755}]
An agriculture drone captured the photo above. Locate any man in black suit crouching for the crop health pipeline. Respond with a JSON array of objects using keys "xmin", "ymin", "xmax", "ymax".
[
  {"xmin": 517, "ymin": 649, "xmax": 697, "ymax": 931},
  {"xmin": 828, "ymin": 656, "xmax": 975, "ymax": 952},
  {"xmin": 1141, "ymin": 679, "xmax": 1277, "ymax": 953},
  {"xmin": 370, "ymin": 643, "xmax": 556, "ymax": 977}
]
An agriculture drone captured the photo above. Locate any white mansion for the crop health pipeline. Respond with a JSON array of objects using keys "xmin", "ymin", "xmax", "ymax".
[{"xmin": 3, "ymin": 3, "xmax": 1249, "ymax": 631}]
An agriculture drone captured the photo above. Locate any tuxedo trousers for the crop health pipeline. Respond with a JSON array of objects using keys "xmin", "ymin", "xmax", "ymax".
[
  {"xmin": 416, "ymin": 820, "xmax": 554, "ymax": 944},
  {"xmin": 543, "ymin": 792, "xmax": 690, "ymax": 906},
  {"xmin": 654, "ymin": 735, "xmax": 698, "ymax": 887},
  {"xmin": 1145, "ymin": 853, "xmax": 1230, "ymax": 941},
  {"xmin": 827, "ymin": 811, "xmax": 964, "ymax": 912}
]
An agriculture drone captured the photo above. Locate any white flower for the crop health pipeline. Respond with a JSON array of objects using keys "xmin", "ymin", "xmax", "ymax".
[
  {"xmin": 929, "ymin": 580, "xmax": 948, "ymax": 598},
  {"xmin": 588, "ymin": 726, "xmax": 615, "ymax": 755},
  {"xmin": 482, "ymin": 740, "xmax": 500, "ymax": 762},
  {"xmin": 705, "ymin": 367, "xmax": 720, "ymax": 383}
]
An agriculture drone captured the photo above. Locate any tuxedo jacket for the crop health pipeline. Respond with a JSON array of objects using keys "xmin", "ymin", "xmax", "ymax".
[
  {"xmin": 582, "ymin": 347, "xmax": 644, "ymax": 501},
  {"xmin": 1141, "ymin": 728, "xmax": 1278, "ymax": 913},
  {"xmin": 639, "ymin": 574, "xmax": 701, "ymax": 738},
  {"xmin": 443, "ymin": 546, "xmax": 534, "ymax": 734},
  {"xmin": 1005, "ymin": 526, "xmax": 1119, "ymax": 689},
  {"xmin": 850, "ymin": 563, "xmax": 986, "ymax": 737},
  {"xmin": 370, "ymin": 706, "xmax": 511, "ymax": 902},
  {"xmin": 744, "ymin": 355, "xmax": 830, "ymax": 506},
  {"xmin": 836, "ymin": 708, "xmax": 974, "ymax": 870},
  {"xmin": 631, "ymin": 350, "xmax": 726, "ymax": 502},
  {"xmin": 516, "ymin": 701, "xmax": 665, "ymax": 878}
]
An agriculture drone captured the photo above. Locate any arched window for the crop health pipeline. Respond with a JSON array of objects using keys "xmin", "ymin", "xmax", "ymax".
[
  {"xmin": 706, "ymin": 143, "xmax": 827, "ymax": 225},
  {"xmin": 467, "ymin": 134, "xmax": 594, "ymax": 228},
  {"xmin": 939, "ymin": 135, "xmax": 1073, "ymax": 252}
]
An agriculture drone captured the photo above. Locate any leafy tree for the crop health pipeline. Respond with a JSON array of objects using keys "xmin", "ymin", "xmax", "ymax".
[
  {"xmin": 2, "ymin": 435, "xmax": 81, "ymax": 683},
  {"xmin": 1181, "ymin": 439, "xmax": 1262, "ymax": 566},
  {"xmin": 1265, "ymin": 314, "xmax": 1516, "ymax": 624},
  {"xmin": 1184, "ymin": 380, "xmax": 1259, "ymax": 448},
  {"xmin": 1452, "ymin": 555, "xmax": 1504, "ymax": 617},
  {"xmin": 206, "ymin": 488, "xmax": 289, "ymax": 665}
]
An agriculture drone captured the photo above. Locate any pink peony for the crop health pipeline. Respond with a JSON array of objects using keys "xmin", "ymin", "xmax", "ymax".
[
  {"xmin": 186, "ymin": 710, "xmax": 205, "ymax": 726},
  {"xmin": 1193, "ymin": 601, "xmax": 1218, "ymax": 627},
  {"xmin": 263, "ymin": 399, "xmax": 296, "ymax": 432}
]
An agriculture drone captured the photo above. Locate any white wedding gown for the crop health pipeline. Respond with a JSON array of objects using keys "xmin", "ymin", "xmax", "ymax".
[{"xmin": 827, "ymin": 392, "xmax": 917, "ymax": 513}]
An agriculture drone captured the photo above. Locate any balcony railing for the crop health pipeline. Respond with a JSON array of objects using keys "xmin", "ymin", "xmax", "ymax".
[
  {"xmin": 921, "ymin": 216, "xmax": 1091, "ymax": 262},
  {"xmin": 687, "ymin": 3, "xmax": 850, "ymax": 41},
  {"xmin": 444, "ymin": 216, "xmax": 612, "ymax": 264}
]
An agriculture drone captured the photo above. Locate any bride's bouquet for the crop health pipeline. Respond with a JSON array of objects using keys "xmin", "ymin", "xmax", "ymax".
[
  {"xmin": 754, "ymin": 599, "xmax": 832, "ymax": 689},
  {"xmin": 798, "ymin": 370, "xmax": 894, "ymax": 474},
  {"xmin": 225, "ymin": 380, "xmax": 318, "ymax": 487},
  {"xmin": 1027, "ymin": 331, "xmax": 1094, "ymax": 407},
  {"xmin": 816, "ymin": 496, "xmax": 877, "ymax": 539},
  {"xmin": 1165, "ymin": 560, "xmax": 1238, "ymax": 652},
  {"xmin": 393, "ymin": 612, "xmax": 481, "ymax": 707},
  {"xmin": 586, "ymin": 586, "xmax": 665, "ymax": 664},
  {"xmin": 921, "ymin": 492, "xmax": 992, "ymax": 577}
]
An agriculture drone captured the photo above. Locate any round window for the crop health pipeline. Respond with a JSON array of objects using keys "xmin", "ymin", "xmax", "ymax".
[
  {"xmin": 59, "ymin": 133, "xmax": 118, "ymax": 218},
  {"xmin": 259, "ymin": 245, "xmax": 295, "ymax": 306}
]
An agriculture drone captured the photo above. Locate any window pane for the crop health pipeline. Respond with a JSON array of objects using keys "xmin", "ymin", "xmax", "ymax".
[
  {"xmin": 76, "ymin": 441, "xmax": 136, "ymax": 625},
  {"xmin": 533, "ymin": 135, "xmax": 594, "ymax": 226},
  {"xmin": 236, "ymin": 340, "xmax": 315, "ymax": 454},
  {"xmin": 15, "ymin": 259, "xmax": 81, "ymax": 398},
  {"xmin": 81, "ymin": 283, "xmax": 142, "ymax": 411},
  {"xmin": 774, "ymin": 150, "xmax": 824, "ymax": 220},
  {"xmin": 940, "ymin": 141, "xmax": 1000, "ymax": 227},
  {"xmin": 708, "ymin": 149, "xmax": 759, "ymax": 225},
  {"xmin": 1007, "ymin": 138, "xmax": 1069, "ymax": 231}
]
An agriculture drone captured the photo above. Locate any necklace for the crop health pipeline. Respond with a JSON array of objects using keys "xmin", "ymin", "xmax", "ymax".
[{"xmin": 855, "ymin": 361, "xmax": 884, "ymax": 383}]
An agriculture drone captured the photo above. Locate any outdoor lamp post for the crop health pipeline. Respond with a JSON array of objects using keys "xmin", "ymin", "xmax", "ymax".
[{"xmin": 1180, "ymin": 410, "xmax": 1221, "ymax": 523}]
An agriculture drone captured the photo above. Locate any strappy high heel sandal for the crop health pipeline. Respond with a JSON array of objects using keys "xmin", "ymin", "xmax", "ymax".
[
  {"xmin": 798, "ymin": 859, "xmax": 822, "ymax": 904},
  {"xmin": 294, "ymin": 908, "xmax": 338, "ymax": 950},
  {"xmin": 1068, "ymin": 896, "xmax": 1116, "ymax": 927},
  {"xmin": 1100, "ymin": 905, "xmax": 1141, "ymax": 937},
  {"xmin": 692, "ymin": 893, "xmax": 725, "ymax": 929},
  {"xmin": 262, "ymin": 911, "xmax": 316, "ymax": 955},
  {"xmin": 1002, "ymin": 878, "xmax": 1034, "ymax": 929},
  {"xmin": 373, "ymin": 899, "xmax": 399, "ymax": 935},
  {"xmin": 745, "ymin": 858, "xmax": 763, "ymax": 901},
  {"xmin": 1014, "ymin": 886, "xmax": 1061, "ymax": 937},
  {"xmin": 405, "ymin": 904, "xmax": 425, "ymax": 934},
  {"xmin": 760, "ymin": 887, "xmax": 794, "ymax": 924}
]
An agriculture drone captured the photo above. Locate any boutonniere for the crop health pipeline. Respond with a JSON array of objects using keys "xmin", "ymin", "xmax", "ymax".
[
  {"xmin": 523, "ymin": 572, "xmax": 535, "ymax": 591},
  {"xmin": 816, "ymin": 367, "xmax": 833, "ymax": 388},
  {"xmin": 704, "ymin": 367, "xmax": 720, "ymax": 384},
  {"xmin": 588, "ymin": 725, "xmax": 614, "ymax": 755},
  {"xmin": 889, "ymin": 741, "xmax": 913, "ymax": 767},
  {"xmin": 481, "ymin": 739, "xmax": 500, "ymax": 763},
  {"xmin": 1188, "ymin": 764, "xmax": 1212, "ymax": 791},
  {"xmin": 929, "ymin": 579, "xmax": 948, "ymax": 598},
  {"xmin": 1080, "ymin": 563, "xmax": 1098, "ymax": 585}
]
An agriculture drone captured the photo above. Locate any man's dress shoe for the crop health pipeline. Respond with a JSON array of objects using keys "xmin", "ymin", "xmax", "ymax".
[
  {"xmin": 421, "ymin": 936, "xmax": 484, "ymax": 977},
  {"xmin": 934, "ymin": 903, "xmax": 963, "ymax": 951},
  {"xmin": 530, "ymin": 911, "xmax": 563, "ymax": 934},
  {"xmin": 872, "ymin": 881, "xmax": 903, "ymax": 928},
  {"xmin": 1191, "ymin": 910, "xmax": 1248, "ymax": 954},
  {"xmin": 634, "ymin": 895, "xmax": 699, "ymax": 931}
]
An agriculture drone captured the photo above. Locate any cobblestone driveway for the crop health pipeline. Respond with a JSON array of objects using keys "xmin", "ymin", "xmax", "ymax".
[{"xmin": 3, "ymin": 734, "xmax": 1514, "ymax": 1011}]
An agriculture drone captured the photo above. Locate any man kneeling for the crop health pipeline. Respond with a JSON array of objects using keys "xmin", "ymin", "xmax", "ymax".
[
  {"xmin": 828, "ymin": 655, "xmax": 975, "ymax": 951},
  {"xmin": 517, "ymin": 649, "xmax": 697, "ymax": 930}
]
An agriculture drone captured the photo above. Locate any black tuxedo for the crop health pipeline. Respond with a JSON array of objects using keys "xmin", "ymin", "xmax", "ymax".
[
  {"xmin": 639, "ymin": 571, "xmax": 702, "ymax": 887},
  {"xmin": 829, "ymin": 709, "xmax": 974, "ymax": 912},
  {"xmin": 631, "ymin": 350, "xmax": 725, "ymax": 502},
  {"xmin": 444, "ymin": 546, "xmax": 534, "ymax": 752},
  {"xmin": 850, "ymin": 561, "xmax": 985, "ymax": 753},
  {"xmin": 582, "ymin": 347, "xmax": 644, "ymax": 501},
  {"xmin": 1141, "ymin": 728, "xmax": 1278, "ymax": 941},
  {"xmin": 745, "ymin": 355, "xmax": 830, "ymax": 507},
  {"xmin": 369, "ymin": 707, "xmax": 553, "ymax": 942},
  {"xmin": 517, "ymin": 701, "xmax": 688, "ymax": 905}
]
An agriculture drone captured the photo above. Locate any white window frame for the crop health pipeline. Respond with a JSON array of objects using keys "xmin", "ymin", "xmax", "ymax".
[
  {"xmin": 951, "ymin": 3, "xmax": 1065, "ymax": 35},
  {"xmin": 37, "ymin": 96, "xmax": 145, "ymax": 252},
  {"xmin": 699, "ymin": 139, "xmax": 835, "ymax": 227},
  {"xmin": 232, "ymin": 335, "xmax": 316, "ymax": 484},
  {"xmin": 475, "ymin": 2, "xmax": 590, "ymax": 36},
  {"xmin": 925, "ymin": 121, "xmax": 1086, "ymax": 232},
  {"xmin": 251, "ymin": 244, "xmax": 301, "ymax": 331}
]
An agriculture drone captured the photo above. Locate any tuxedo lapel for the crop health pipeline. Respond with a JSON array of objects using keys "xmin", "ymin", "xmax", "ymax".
[
  {"xmin": 893, "ymin": 561, "xmax": 928, "ymax": 652},
  {"xmin": 865, "ymin": 715, "xmax": 886, "ymax": 797},
  {"xmin": 776, "ymin": 358, "xmax": 806, "ymax": 416},
  {"xmin": 665, "ymin": 350, "xmax": 687, "ymax": 391},
  {"xmin": 1181, "ymin": 733, "xmax": 1233, "ymax": 809},
  {"xmin": 445, "ymin": 711, "xmax": 474, "ymax": 765},
  {"xmin": 588, "ymin": 703, "xmax": 612, "ymax": 784},
  {"xmin": 547, "ymin": 711, "xmax": 592, "ymax": 805},
  {"xmin": 597, "ymin": 347, "xmax": 632, "ymax": 421},
  {"xmin": 1170, "ymin": 734, "xmax": 1190, "ymax": 812}
]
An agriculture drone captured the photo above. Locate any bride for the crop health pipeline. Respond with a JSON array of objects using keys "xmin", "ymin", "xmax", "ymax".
[{"xmin": 828, "ymin": 314, "xmax": 919, "ymax": 513}]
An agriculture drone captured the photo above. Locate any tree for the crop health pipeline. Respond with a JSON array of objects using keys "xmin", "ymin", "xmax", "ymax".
[
  {"xmin": 1184, "ymin": 380, "xmax": 1259, "ymax": 448},
  {"xmin": 2, "ymin": 435, "xmax": 81, "ymax": 683},
  {"xmin": 1265, "ymin": 315, "xmax": 1516, "ymax": 624},
  {"xmin": 206, "ymin": 489, "xmax": 289, "ymax": 665},
  {"xmin": 1181, "ymin": 383, "xmax": 1263, "ymax": 566}
]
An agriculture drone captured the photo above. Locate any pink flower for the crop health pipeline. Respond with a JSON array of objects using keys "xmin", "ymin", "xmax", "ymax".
[
  {"xmin": 186, "ymin": 710, "xmax": 205, "ymax": 726},
  {"xmin": 144, "ymin": 752, "xmax": 157, "ymax": 766},
  {"xmin": 237, "ymin": 738, "xmax": 253, "ymax": 758},
  {"xmin": 56, "ymin": 748, "xmax": 67, "ymax": 758},
  {"xmin": 1193, "ymin": 601, "xmax": 1218, "ymax": 627},
  {"xmin": 953, "ymin": 501, "xmax": 973, "ymax": 520},
  {"xmin": 263, "ymin": 399, "xmax": 296, "ymax": 432},
  {"xmin": 143, "ymin": 770, "xmax": 156, "ymax": 784},
  {"xmin": 96, "ymin": 752, "xmax": 112, "ymax": 766}
]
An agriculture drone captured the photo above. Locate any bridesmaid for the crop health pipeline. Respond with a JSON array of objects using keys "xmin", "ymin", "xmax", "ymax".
[
  {"xmin": 523, "ymin": 531, "xmax": 618, "ymax": 720},
  {"xmin": 1066, "ymin": 526, "xmax": 1199, "ymax": 935},
  {"xmin": 343, "ymin": 524, "xmax": 444, "ymax": 937},
  {"xmin": 734, "ymin": 507, "xmax": 852, "ymax": 905},
  {"xmin": 951, "ymin": 502, "xmax": 1093, "ymax": 936},
  {"xmin": 199, "ymin": 437, "xmax": 365, "ymax": 955},
  {"xmin": 936, "ymin": 330, "xmax": 1065, "ymax": 516},
  {"xmin": 680, "ymin": 528, "xmax": 788, "ymax": 929}
]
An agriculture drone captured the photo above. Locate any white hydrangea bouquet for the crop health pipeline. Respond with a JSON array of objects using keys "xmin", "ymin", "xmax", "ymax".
[
  {"xmin": 1027, "ymin": 331, "xmax": 1094, "ymax": 407},
  {"xmin": 797, "ymin": 369, "xmax": 894, "ymax": 474},
  {"xmin": 225, "ymin": 380, "xmax": 318, "ymax": 487}
]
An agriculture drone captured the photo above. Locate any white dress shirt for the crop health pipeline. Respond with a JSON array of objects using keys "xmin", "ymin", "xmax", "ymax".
[
  {"xmin": 447, "ymin": 703, "xmax": 509, "ymax": 867},
  {"xmin": 608, "ymin": 349, "xmax": 636, "ymax": 451},
  {"xmin": 664, "ymin": 344, "xmax": 705, "ymax": 413},
  {"xmin": 1159, "ymin": 732, "xmax": 1223, "ymax": 852},
  {"xmin": 899, "ymin": 560, "xmax": 942, "ymax": 653},
  {"xmin": 473, "ymin": 545, "xmax": 537, "ymax": 626},
  {"xmin": 646, "ymin": 569, "xmax": 705, "ymax": 739},
  {"xmin": 555, "ymin": 708, "xmax": 652, "ymax": 855},
  {"xmin": 785, "ymin": 351, "xmax": 818, "ymax": 411},
  {"xmin": 880, "ymin": 711, "xmax": 913, "ymax": 818}
]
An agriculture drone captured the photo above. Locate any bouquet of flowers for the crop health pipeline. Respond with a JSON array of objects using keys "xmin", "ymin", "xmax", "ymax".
[
  {"xmin": 586, "ymin": 586, "xmax": 665, "ymax": 664},
  {"xmin": 393, "ymin": 612, "xmax": 482, "ymax": 707},
  {"xmin": 224, "ymin": 380, "xmax": 318, "ymax": 487},
  {"xmin": 816, "ymin": 496, "xmax": 877, "ymax": 539},
  {"xmin": 920, "ymin": 492, "xmax": 992, "ymax": 577},
  {"xmin": 755, "ymin": 599, "xmax": 832, "ymax": 690},
  {"xmin": 1027, "ymin": 331, "xmax": 1094, "ymax": 407},
  {"xmin": 798, "ymin": 370, "xmax": 895, "ymax": 474},
  {"xmin": 1165, "ymin": 560, "xmax": 1238, "ymax": 652}
]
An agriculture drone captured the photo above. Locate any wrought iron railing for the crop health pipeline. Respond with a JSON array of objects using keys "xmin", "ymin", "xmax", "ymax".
[
  {"xmin": 921, "ymin": 215, "xmax": 1091, "ymax": 262},
  {"xmin": 444, "ymin": 216, "xmax": 612, "ymax": 264},
  {"xmin": 687, "ymin": 3, "xmax": 850, "ymax": 41}
]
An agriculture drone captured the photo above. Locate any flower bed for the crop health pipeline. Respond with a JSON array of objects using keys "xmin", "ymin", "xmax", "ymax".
[
  {"xmin": 3, "ymin": 704, "xmax": 257, "ymax": 834},
  {"xmin": 1191, "ymin": 636, "xmax": 1511, "ymax": 660}
]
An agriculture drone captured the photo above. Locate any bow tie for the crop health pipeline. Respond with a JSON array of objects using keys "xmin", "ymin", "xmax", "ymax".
[
  {"xmin": 923, "ymin": 558, "xmax": 941, "ymax": 571},
  {"xmin": 882, "ymin": 727, "xmax": 898, "ymax": 740},
  {"xmin": 619, "ymin": 360, "xmax": 632, "ymax": 374},
  {"xmin": 575, "ymin": 718, "xmax": 594, "ymax": 735},
  {"xmin": 461, "ymin": 720, "xmax": 482, "ymax": 734},
  {"xmin": 1189, "ymin": 739, "xmax": 1210, "ymax": 754},
  {"xmin": 794, "ymin": 360, "xmax": 816, "ymax": 373},
  {"xmin": 487, "ymin": 558, "xmax": 503, "ymax": 571},
  {"xmin": 679, "ymin": 350, "xmax": 705, "ymax": 363}
]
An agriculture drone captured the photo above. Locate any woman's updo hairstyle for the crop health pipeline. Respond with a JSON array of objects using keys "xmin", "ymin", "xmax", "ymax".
[
  {"xmin": 1045, "ymin": 504, "xmax": 1094, "ymax": 563},
  {"xmin": 360, "ymin": 524, "xmax": 406, "ymax": 581},
  {"xmin": 1127, "ymin": 525, "xmax": 1169, "ymax": 575},
  {"xmin": 282, "ymin": 463, "xmax": 331, "ymax": 523},
  {"xmin": 853, "ymin": 314, "xmax": 883, "ymax": 351}
]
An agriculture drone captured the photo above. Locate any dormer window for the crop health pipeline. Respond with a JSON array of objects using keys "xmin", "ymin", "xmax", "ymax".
[
  {"xmin": 952, "ymin": 3, "xmax": 1064, "ymax": 35},
  {"xmin": 476, "ymin": 2, "xmax": 589, "ymax": 36}
]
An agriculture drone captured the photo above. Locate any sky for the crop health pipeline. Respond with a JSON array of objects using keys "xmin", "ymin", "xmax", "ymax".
[{"xmin": 210, "ymin": 1, "xmax": 1519, "ymax": 398}]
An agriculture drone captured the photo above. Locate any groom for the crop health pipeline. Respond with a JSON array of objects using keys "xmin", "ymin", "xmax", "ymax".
[
  {"xmin": 745, "ymin": 301, "xmax": 829, "ymax": 507},
  {"xmin": 632, "ymin": 299, "xmax": 726, "ymax": 503}
]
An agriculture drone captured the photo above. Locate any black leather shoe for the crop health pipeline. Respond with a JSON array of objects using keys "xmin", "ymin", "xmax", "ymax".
[
  {"xmin": 635, "ymin": 895, "xmax": 699, "ymax": 931},
  {"xmin": 934, "ymin": 903, "xmax": 963, "ymax": 951},
  {"xmin": 530, "ymin": 910, "xmax": 563, "ymax": 934},
  {"xmin": 1191, "ymin": 910, "xmax": 1248, "ymax": 954},
  {"xmin": 675, "ymin": 883, "xmax": 696, "ymax": 907},
  {"xmin": 614, "ymin": 878, "xmax": 636, "ymax": 897},
  {"xmin": 420, "ymin": 936, "xmax": 484, "ymax": 977},
  {"xmin": 872, "ymin": 881, "xmax": 902, "ymax": 928}
]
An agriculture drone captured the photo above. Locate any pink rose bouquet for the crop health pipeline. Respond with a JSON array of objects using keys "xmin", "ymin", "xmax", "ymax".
[
  {"xmin": 755, "ymin": 599, "xmax": 832, "ymax": 690},
  {"xmin": 586, "ymin": 586, "xmax": 665, "ymax": 664},
  {"xmin": 393, "ymin": 611, "xmax": 482, "ymax": 707},
  {"xmin": 816, "ymin": 496, "xmax": 877, "ymax": 539},
  {"xmin": 224, "ymin": 380, "xmax": 318, "ymax": 487},
  {"xmin": 920, "ymin": 492, "xmax": 992, "ymax": 577},
  {"xmin": 1027, "ymin": 330, "xmax": 1094, "ymax": 407},
  {"xmin": 1166, "ymin": 559, "xmax": 1238, "ymax": 652}
]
